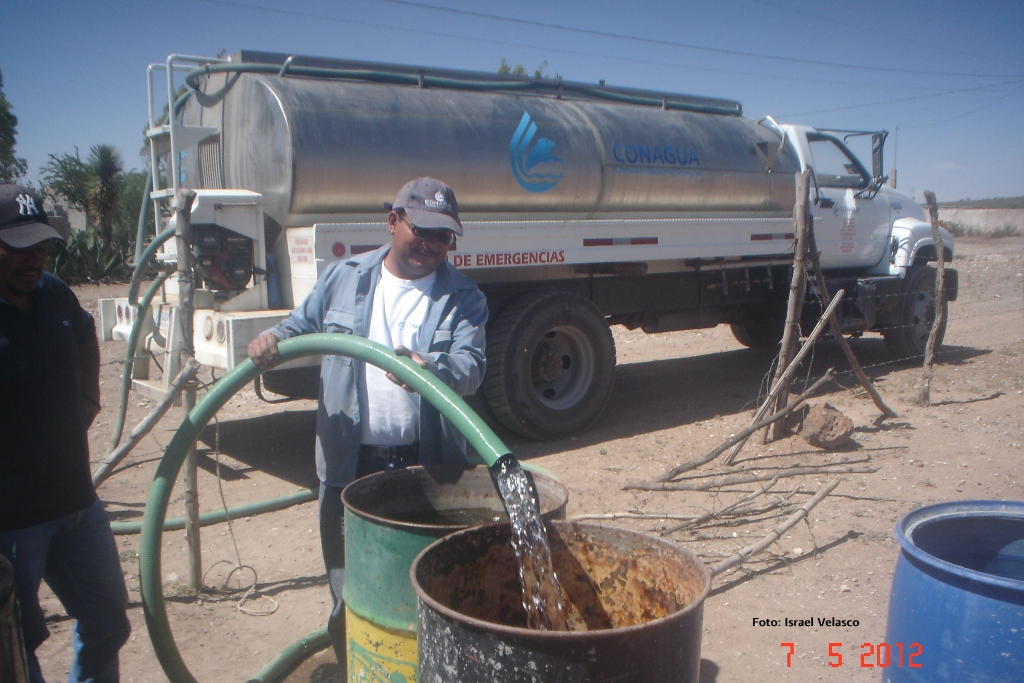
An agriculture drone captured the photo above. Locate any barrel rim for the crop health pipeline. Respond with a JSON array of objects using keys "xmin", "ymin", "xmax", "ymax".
[
  {"xmin": 410, "ymin": 520, "xmax": 712, "ymax": 641},
  {"xmin": 894, "ymin": 499, "xmax": 1024, "ymax": 592},
  {"xmin": 341, "ymin": 464, "xmax": 569, "ymax": 534}
]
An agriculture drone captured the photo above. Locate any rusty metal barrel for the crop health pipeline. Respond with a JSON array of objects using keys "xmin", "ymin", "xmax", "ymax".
[{"xmin": 411, "ymin": 521, "xmax": 711, "ymax": 682}]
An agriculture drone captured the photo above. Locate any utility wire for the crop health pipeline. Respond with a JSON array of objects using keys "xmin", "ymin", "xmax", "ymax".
[
  {"xmin": 197, "ymin": 0, "xmax": 1022, "ymax": 80},
  {"xmin": 368, "ymin": 0, "xmax": 1024, "ymax": 79},
  {"xmin": 782, "ymin": 78, "xmax": 1024, "ymax": 117},
  {"xmin": 741, "ymin": 0, "xmax": 1024, "ymax": 70}
]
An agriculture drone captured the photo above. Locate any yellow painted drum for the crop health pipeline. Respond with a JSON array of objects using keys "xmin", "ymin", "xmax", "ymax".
[{"xmin": 345, "ymin": 605, "xmax": 417, "ymax": 683}]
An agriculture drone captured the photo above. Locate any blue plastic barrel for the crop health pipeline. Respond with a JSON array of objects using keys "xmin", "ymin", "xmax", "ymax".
[{"xmin": 884, "ymin": 500, "xmax": 1024, "ymax": 683}]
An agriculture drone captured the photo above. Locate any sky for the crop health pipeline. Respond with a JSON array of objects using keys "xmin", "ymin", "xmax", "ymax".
[{"xmin": 2, "ymin": 0, "xmax": 1022, "ymax": 203}]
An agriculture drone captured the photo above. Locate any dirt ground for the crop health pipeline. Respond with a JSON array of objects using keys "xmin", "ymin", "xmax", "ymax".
[{"xmin": 33, "ymin": 236, "xmax": 1023, "ymax": 683}]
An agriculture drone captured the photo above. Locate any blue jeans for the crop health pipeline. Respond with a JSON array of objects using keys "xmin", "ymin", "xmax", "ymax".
[{"xmin": 0, "ymin": 499, "xmax": 130, "ymax": 683}]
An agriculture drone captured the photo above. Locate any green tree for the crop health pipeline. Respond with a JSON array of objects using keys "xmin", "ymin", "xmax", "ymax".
[
  {"xmin": 498, "ymin": 58, "xmax": 555, "ymax": 79},
  {"xmin": 40, "ymin": 145, "xmax": 136, "ymax": 282},
  {"xmin": 0, "ymin": 68, "xmax": 28, "ymax": 182},
  {"xmin": 88, "ymin": 144, "xmax": 124, "ymax": 245}
]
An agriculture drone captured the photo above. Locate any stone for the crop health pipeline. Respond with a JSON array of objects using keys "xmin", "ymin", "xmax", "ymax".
[{"xmin": 802, "ymin": 402, "xmax": 855, "ymax": 450}]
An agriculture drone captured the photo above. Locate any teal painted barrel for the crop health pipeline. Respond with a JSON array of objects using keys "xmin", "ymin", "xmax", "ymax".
[
  {"xmin": 341, "ymin": 465, "xmax": 567, "ymax": 682},
  {"xmin": 885, "ymin": 500, "xmax": 1024, "ymax": 683}
]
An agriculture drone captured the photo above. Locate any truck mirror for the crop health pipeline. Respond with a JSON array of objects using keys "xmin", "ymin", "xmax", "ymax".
[{"xmin": 871, "ymin": 133, "xmax": 885, "ymax": 181}]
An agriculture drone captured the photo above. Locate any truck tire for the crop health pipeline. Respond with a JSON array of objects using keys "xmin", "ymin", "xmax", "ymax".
[
  {"xmin": 883, "ymin": 265, "xmax": 947, "ymax": 360},
  {"xmin": 261, "ymin": 366, "xmax": 320, "ymax": 399},
  {"xmin": 482, "ymin": 291, "xmax": 616, "ymax": 440},
  {"xmin": 731, "ymin": 299, "xmax": 787, "ymax": 349}
]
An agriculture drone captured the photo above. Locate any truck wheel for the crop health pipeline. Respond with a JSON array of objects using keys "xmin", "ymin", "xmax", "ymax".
[
  {"xmin": 731, "ymin": 300, "xmax": 787, "ymax": 349},
  {"xmin": 261, "ymin": 366, "xmax": 320, "ymax": 399},
  {"xmin": 482, "ymin": 292, "xmax": 616, "ymax": 440},
  {"xmin": 883, "ymin": 265, "xmax": 947, "ymax": 360},
  {"xmin": 730, "ymin": 319, "xmax": 784, "ymax": 349}
]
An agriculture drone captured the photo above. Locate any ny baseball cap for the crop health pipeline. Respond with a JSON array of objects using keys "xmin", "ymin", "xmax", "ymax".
[
  {"xmin": 391, "ymin": 177, "xmax": 463, "ymax": 236},
  {"xmin": 0, "ymin": 184, "xmax": 61, "ymax": 248}
]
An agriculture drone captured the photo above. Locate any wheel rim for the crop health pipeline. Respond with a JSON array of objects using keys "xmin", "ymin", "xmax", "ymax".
[
  {"xmin": 528, "ymin": 325, "xmax": 595, "ymax": 410},
  {"xmin": 909, "ymin": 289, "xmax": 937, "ymax": 346}
]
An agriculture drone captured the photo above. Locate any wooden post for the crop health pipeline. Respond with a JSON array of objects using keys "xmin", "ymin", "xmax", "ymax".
[
  {"xmin": 174, "ymin": 189, "xmax": 202, "ymax": 591},
  {"xmin": 920, "ymin": 191, "xmax": 947, "ymax": 406},
  {"xmin": 805, "ymin": 223, "xmax": 898, "ymax": 418},
  {"xmin": 768, "ymin": 170, "xmax": 811, "ymax": 441}
]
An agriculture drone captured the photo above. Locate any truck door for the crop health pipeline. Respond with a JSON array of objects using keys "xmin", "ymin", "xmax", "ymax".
[{"xmin": 806, "ymin": 133, "xmax": 890, "ymax": 269}]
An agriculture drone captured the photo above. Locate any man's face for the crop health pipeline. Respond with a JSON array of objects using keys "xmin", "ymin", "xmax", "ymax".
[
  {"xmin": 385, "ymin": 211, "xmax": 454, "ymax": 280},
  {"xmin": 0, "ymin": 240, "xmax": 49, "ymax": 300}
]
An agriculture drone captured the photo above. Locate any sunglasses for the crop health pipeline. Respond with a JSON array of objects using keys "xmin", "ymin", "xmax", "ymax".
[{"xmin": 401, "ymin": 216, "xmax": 456, "ymax": 247}]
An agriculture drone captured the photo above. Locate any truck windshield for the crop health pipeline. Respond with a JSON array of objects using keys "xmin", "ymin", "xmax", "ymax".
[{"xmin": 807, "ymin": 135, "xmax": 870, "ymax": 189}]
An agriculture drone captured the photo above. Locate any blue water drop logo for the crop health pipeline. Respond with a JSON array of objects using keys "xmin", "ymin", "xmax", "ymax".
[{"xmin": 509, "ymin": 112, "xmax": 563, "ymax": 193}]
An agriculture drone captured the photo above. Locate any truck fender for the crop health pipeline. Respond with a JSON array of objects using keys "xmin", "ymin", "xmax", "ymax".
[{"xmin": 889, "ymin": 218, "xmax": 954, "ymax": 275}]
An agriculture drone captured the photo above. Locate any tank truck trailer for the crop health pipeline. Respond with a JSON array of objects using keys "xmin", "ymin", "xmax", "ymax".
[{"xmin": 99, "ymin": 52, "xmax": 957, "ymax": 441}]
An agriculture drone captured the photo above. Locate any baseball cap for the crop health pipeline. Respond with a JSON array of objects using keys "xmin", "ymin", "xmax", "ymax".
[
  {"xmin": 0, "ymin": 184, "xmax": 61, "ymax": 249},
  {"xmin": 391, "ymin": 177, "xmax": 463, "ymax": 236}
]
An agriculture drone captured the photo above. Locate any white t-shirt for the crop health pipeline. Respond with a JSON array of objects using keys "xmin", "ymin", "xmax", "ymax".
[{"xmin": 359, "ymin": 265, "xmax": 436, "ymax": 446}]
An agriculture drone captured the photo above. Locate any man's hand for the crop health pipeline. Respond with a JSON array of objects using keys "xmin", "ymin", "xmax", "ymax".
[
  {"xmin": 387, "ymin": 345, "xmax": 429, "ymax": 392},
  {"xmin": 248, "ymin": 331, "xmax": 282, "ymax": 370}
]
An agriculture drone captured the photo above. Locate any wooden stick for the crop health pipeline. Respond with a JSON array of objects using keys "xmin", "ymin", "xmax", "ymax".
[
  {"xmin": 651, "ymin": 369, "xmax": 835, "ymax": 482},
  {"xmin": 92, "ymin": 357, "xmax": 201, "ymax": 487},
  {"xmin": 175, "ymin": 189, "xmax": 202, "ymax": 591},
  {"xmin": 630, "ymin": 464, "xmax": 875, "ymax": 492},
  {"xmin": 569, "ymin": 512, "xmax": 699, "ymax": 522},
  {"xmin": 920, "ymin": 191, "xmax": 947, "ymax": 407},
  {"xmin": 722, "ymin": 293, "xmax": 844, "ymax": 466},
  {"xmin": 769, "ymin": 170, "xmax": 812, "ymax": 440},
  {"xmin": 710, "ymin": 477, "xmax": 842, "ymax": 576},
  {"xmin": 805, "ymin": 224, "xmax": 898, "ymax": 418},
  {"xmin": 661, "ymin": 476, "xmax": 781, "ymax": 535}
]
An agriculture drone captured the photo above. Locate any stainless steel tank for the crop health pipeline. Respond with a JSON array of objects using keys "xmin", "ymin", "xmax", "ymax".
[{"xmin": 180, "ymin": 52, "xmax": 799, "ymax": 234}]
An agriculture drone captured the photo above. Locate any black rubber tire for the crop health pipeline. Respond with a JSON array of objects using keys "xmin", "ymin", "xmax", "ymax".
[
  {"xmin": 731, "ymin": 299, "xmax": 787, "ymax": 349},
  {"xmin": 260, "ymin": 366, "xmax": 320, "ymax": 399},
  {"xmin": 482, "ymin": 291, "xmax": 616, "ymax": 440},
  {"xmin": 883, "ymin": 265, "xmax": 947, "ymax": 360}
]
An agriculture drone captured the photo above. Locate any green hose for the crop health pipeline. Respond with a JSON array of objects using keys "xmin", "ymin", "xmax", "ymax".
[
  {"xmin": 185, "ymin": 62, "xmax": 742, "ymax": 116},
  {"xmin": 139, "ymin": 333, "xmax": 513, "ymax": 683},
  {"xmin": 246, "ymin": 627, "xmax": 330, "ymax": 683},
  {"xmin": 110, "ymin": 487, "xmax": 317, "ymax": 536},
  {"xmin": 128, "ymin": 227, "xmax": 175, "ymax": 306}
]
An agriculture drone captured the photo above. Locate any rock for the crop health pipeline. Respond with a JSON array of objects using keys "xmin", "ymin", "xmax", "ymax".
[{"xmin": 802, "ymin": 402, "xmax": 855, "ymax": 450}]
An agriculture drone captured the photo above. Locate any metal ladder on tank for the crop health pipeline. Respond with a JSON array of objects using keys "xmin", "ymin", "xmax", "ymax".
[{"xmin": 131, "ymin": 55, "xmax": 224, "ymax": 399}]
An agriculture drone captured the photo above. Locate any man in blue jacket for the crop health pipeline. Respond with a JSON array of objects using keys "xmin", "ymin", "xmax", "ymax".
[
  {"xmin": 247, "ymin": 177, "xmax": 487, "ymax": 658},
  {"xmin": 0, "ymin": 184, "xmax": 130, "ymax": 683}
]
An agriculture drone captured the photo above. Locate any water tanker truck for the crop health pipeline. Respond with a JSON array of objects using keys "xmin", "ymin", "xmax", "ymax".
[{"xmin": 99, "ymin": 51, "xmax": 956, "ymax": 440}]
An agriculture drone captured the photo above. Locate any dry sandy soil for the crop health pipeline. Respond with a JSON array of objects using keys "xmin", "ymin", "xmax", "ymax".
[{"xmin": 33, "ymin": 236, "xmax": 1023, "ymax": 683}]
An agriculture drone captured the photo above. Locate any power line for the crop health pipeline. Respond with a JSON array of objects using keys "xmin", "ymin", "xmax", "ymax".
[
  {"xmin": 193, "ymin": 0, "xmax": 971, "ymax": 93},
  {"xmin": 782, "ymin": 78, "xmax": 1024, "ymax": 117},
  {"xmin": 368, "ymin": 0, "xmax": 1024, "ymax": 79},
  {"xmin": 897, "ymin": 84, "xmax": 1024, "ymax": 130},
  {"xmin": 741, "ymin": 0, "xmax": 1024, "ymax": 70}
]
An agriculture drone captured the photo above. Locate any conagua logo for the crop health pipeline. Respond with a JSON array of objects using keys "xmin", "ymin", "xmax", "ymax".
[
  {"xmin": 16, "ymin": 193, "xmax": 41, "ymax": 216},
  {"xmin": 424, "ymin": 190, "xmax": 450, "ymax": 209},
  {"xmin": 509, "ymin": 112, "xmax": 562, "ymax": 193}
]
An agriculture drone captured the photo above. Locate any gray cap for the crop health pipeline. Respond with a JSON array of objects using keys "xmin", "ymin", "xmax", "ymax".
[
  {"xmin": 391, "ymin": 177, "xmax": 462, "ymax": 236},
  {"xmin": 0, "ymin": 184, "xmax": 61, "ymax": 248}
]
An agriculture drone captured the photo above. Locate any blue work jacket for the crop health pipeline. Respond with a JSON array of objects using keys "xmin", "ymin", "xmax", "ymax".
[{"xmin": 269, "ymin": 245, "xmax": 488, "ymax": 487}]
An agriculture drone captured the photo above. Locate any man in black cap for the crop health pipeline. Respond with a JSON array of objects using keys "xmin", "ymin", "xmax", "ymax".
[
  {"xmin": 0, "ymin": 184, "xmax": 130, "ymax": 683},
  {"xmin": 248, "ymin": 177, "xmax": 487, "ymax": 658}
]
